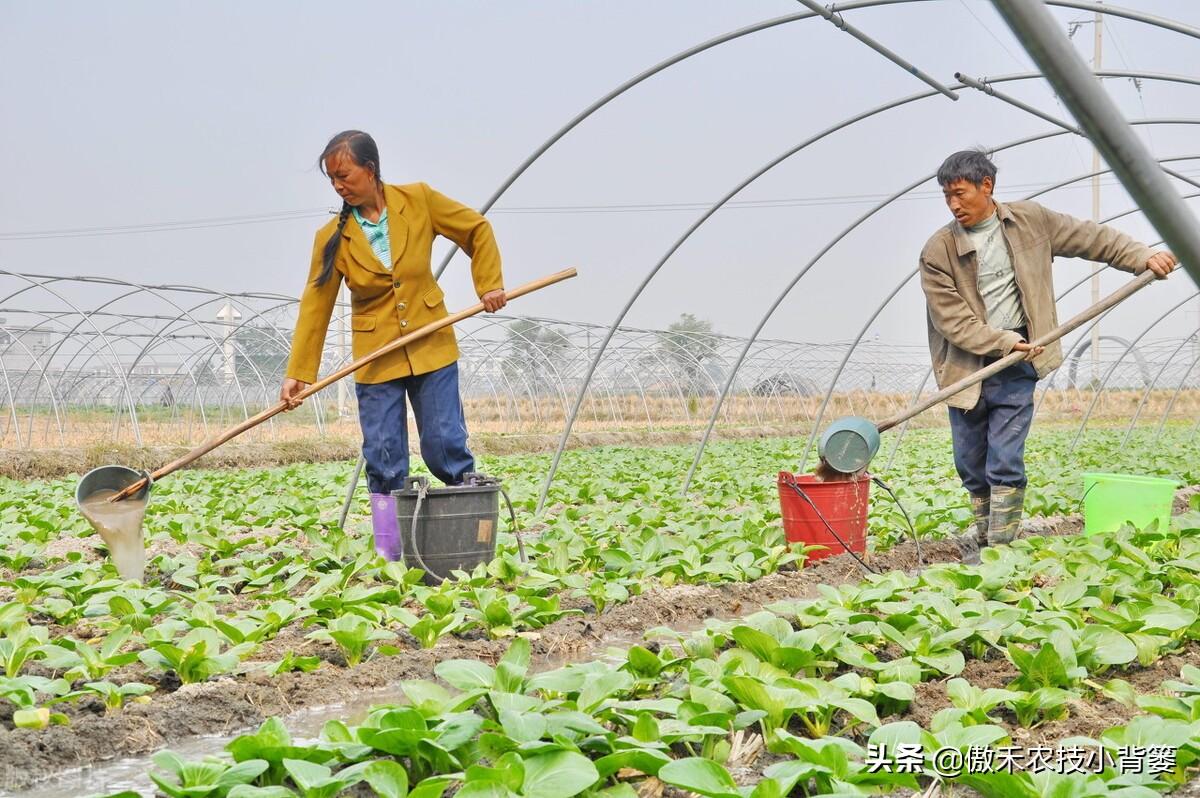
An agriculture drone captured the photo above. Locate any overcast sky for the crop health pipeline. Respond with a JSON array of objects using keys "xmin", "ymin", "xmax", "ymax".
[{"xmin": 2, "ymin": 0, "xmax": 1199, "ymax": 352}]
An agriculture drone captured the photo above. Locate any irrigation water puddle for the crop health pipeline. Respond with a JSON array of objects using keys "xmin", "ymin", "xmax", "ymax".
[
  {"xmin": 0, "ymin": 533, "xmax": 1050, "ymax": 796},
  {"xmin": 6, "ymin": 493, "xmax": 1189, "ymax": 797},
  {"xmin": 0, "ymin": 630, "xmax": 664, "ymax": 798},
  {"xmin": 5, "ymin": 732, "xmax": 238, "ymax": 798}
]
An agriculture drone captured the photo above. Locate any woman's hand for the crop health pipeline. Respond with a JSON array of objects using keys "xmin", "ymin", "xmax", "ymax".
[
  {"xmin": 481, "ymin": 289, "xmax": 507, "ymax": 313},
  {"xmin": 280, "ymin": 378, "xmax": 310, "ymax": 410}
]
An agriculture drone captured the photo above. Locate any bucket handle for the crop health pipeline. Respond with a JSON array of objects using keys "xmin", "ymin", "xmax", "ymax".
[
  {"xmin": 1078, "ymin": 476, "xmax": 1182, "ymax": 512},
  {"xmin": 1078, "ymin": 482, "xmax": 1099, "ymax": 516},
  {"xmin": 780, "ymin": 474, "xmax": 877, "ymax": 575},
  {"xmin": 1076, "ymin": 478, "xmax": 1180, "ymax": 531},
  {"xmin": 406, "ymin": 480, "xmax": 527, "ymax": 584}
]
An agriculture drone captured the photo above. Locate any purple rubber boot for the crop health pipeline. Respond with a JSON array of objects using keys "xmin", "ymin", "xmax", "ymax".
[{"xmin": 370, "ymin": 493, "xmax": 402, "ymax": 561}]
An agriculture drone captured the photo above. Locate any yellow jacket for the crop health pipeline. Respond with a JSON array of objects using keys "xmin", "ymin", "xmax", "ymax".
[{"xmin": 286, "ymin": 182, "xmax": 503, "ymax": 384}]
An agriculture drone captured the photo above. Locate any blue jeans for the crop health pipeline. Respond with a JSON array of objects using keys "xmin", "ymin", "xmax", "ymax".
[
  {"xmin": 355, "ymin": 363, "xmax": 475, "ymax": 494},
  {"xmin": 947, "ymin": 358, "xmax": 1037, "ymax": 495}
]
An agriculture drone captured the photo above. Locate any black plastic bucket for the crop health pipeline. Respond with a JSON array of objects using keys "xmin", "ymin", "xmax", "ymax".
[{"xmin": 392, "ymin": 472, "xmax": 520, "ymax": 585}]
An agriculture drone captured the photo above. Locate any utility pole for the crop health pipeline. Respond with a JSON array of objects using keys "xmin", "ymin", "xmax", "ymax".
[
  {"xmin": 1089, "ymin": 5, "xmax": 1102, "ymax": 385},
  {"xmin": 216, "ymin": 302, "xmax": 241, "ymax": 383}
]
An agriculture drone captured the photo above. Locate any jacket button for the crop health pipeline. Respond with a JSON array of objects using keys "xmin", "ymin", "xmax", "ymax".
[
  {"xmin": 397, "ymin": 302, "xmax": 406, "ymax": 311},
  {"xmin": 400, "ymin": 320, "xmax": 408, "ymax": 328},
  {"xmin": 393, "ymin": 280, "xmax": 401, "ymax": 288}
]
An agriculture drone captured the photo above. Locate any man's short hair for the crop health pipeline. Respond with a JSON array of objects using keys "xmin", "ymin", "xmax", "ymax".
[{"xmin": 936, "ymin": 149, "xmax": 998, "ymax": 187}]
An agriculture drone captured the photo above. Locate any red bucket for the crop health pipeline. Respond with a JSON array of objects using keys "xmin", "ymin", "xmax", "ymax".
[{"xmin": 777, "ymin": 471, "xmax": 871, "ymax": 563}]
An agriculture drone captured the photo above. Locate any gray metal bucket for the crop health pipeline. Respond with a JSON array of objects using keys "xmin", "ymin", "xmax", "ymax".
[
  {"xmin": 76, "ymin": 465, "xmax": 151, "ymax": 505},
  {"xmin": 75, "ymin": 465, "xmax": 152, "ymax": 582},
  {"xmin": 393, "ymin": 472, "xmax": 519, "ymax": 585},
  {"xmin": 818, "ymin": 416, "xmax": 882, "ymax": 474}
]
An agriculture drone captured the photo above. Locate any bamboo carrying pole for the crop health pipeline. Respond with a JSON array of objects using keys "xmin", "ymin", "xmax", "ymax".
[
  {"xmin": 108, "ymin": 268, "xmax": 578, "ymax": 501},
  {"xmin": 876, "ymin": 268, "xmax": 1162, "ymax": 433}
]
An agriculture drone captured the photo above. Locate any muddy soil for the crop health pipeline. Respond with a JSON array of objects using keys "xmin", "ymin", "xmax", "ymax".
[
  {"xmin": 649, "ymin": 634, "xmax": 1200, "ymax": 798},
  {"xmin": 906, "ymin": 642, "xmax": 1200, "ymax": 747},
  {"xmin": 1175, "ymin": 485, "xmax": 1200, "ymax": 514},
  {"xmin": 1176, "ymin": 774, "xmax": 1200, "ymax": 797},
  {"xmin": 0, "ymin": 497, "xmax": 1190, "ymax": 791},
  {"xmin": 0, "ymin": 539, "xmax": 965, "ymax": 790},
  {"xmin": 658, "ymin": 637, "xmax": 1200, "ymax": 798}
]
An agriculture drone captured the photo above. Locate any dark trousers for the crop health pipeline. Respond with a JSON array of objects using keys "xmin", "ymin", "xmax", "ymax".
[
  {"xmin": 355, "ymin": 363, "xmax": 475, "ymax": 494},
  {"xmin": 947, "ymin": 358, "xmax": 1037, "ymax": 495}
]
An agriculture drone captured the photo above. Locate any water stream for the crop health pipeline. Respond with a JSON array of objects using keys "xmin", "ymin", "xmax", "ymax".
[{"xmin": 78, "ymin": 489, "xmax": 148, "ymax": 583}]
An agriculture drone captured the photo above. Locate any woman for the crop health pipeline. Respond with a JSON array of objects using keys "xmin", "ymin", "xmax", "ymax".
[{"xmin": 281, "ymin": 130, "xmax": 505, "ymax": 559}]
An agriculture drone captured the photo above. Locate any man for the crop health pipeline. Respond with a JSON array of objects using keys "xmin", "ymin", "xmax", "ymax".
[{"xmin": 919, "ymin": 149, "xmax": 1176, "ymax": 561}]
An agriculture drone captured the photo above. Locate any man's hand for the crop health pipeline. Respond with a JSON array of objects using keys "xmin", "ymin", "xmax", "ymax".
[
  {"xmin": 279, "ymin": 378, "xmax": 309, "ymax": 410},
  {"xmin": 1146, "ymin": 250, "xmax": 1178, "ymax": 279},
  {"xmin": 1142, "ymin": 250, "xmax": 1180, "ymax": 278},
  {"xmin": 481, "ymin": 289, "xmax": 507, "ymax": 313},
  {"xmin": 1013, "ymin": 341, "xmax": 1044, "ymax": 361}
]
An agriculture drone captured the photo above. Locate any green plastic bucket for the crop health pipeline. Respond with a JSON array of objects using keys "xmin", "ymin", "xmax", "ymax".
[{"xmin": 1081, "ymin": 472, "xmax": 1179, "ymax": 535}]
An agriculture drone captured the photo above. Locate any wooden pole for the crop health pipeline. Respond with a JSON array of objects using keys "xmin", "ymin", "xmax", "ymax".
[
  {"xmin": 876, "ymin": 269, "xmax": 1160, "ymax": 433},
  {"xmin": 109, "ymin": 268, "xmax": 577, "ymax": 501}
]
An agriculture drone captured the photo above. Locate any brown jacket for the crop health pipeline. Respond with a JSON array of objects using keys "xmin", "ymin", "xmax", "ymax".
[
  {"xmin": 919, "ymin": 200, "xmax": 1152, "ymax": 409},
  {"xmin": 286, "ymin": 182, "xmax": 503, "ymax": 384}
]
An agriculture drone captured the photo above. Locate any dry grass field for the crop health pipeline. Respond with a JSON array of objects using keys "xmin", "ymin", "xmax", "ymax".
[{"xmin": 0, "ymin": 389, "xmax": 1194, "ymax": 480}]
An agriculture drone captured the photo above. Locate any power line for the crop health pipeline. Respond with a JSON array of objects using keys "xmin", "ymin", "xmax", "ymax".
[
  {"xmin": 956, "ymin": 0, "xmax": 1095, "ymax": 178},
  {"xmin": 1103, "ymin": 18, "xmax": 1155, "ymax": 150},
  {"xmin": 957, "ymin": 0, "xmax": 1030, "ymax": 70},
  {"xmin": 4, "ymin": 169, "xmax": 1200, "ymax": 238},
  {"xmin": 0, "ymin": 208, "xmax": 334, "ymax": 241},
  {"xmin": 482, "ymin": 170, "xmax": 1200, "ymax": 214}
]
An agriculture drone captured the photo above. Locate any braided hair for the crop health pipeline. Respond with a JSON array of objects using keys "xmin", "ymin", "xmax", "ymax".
[{"xmin": 315, "ymin": 130, "xmax": 382, "ymax": 287}]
